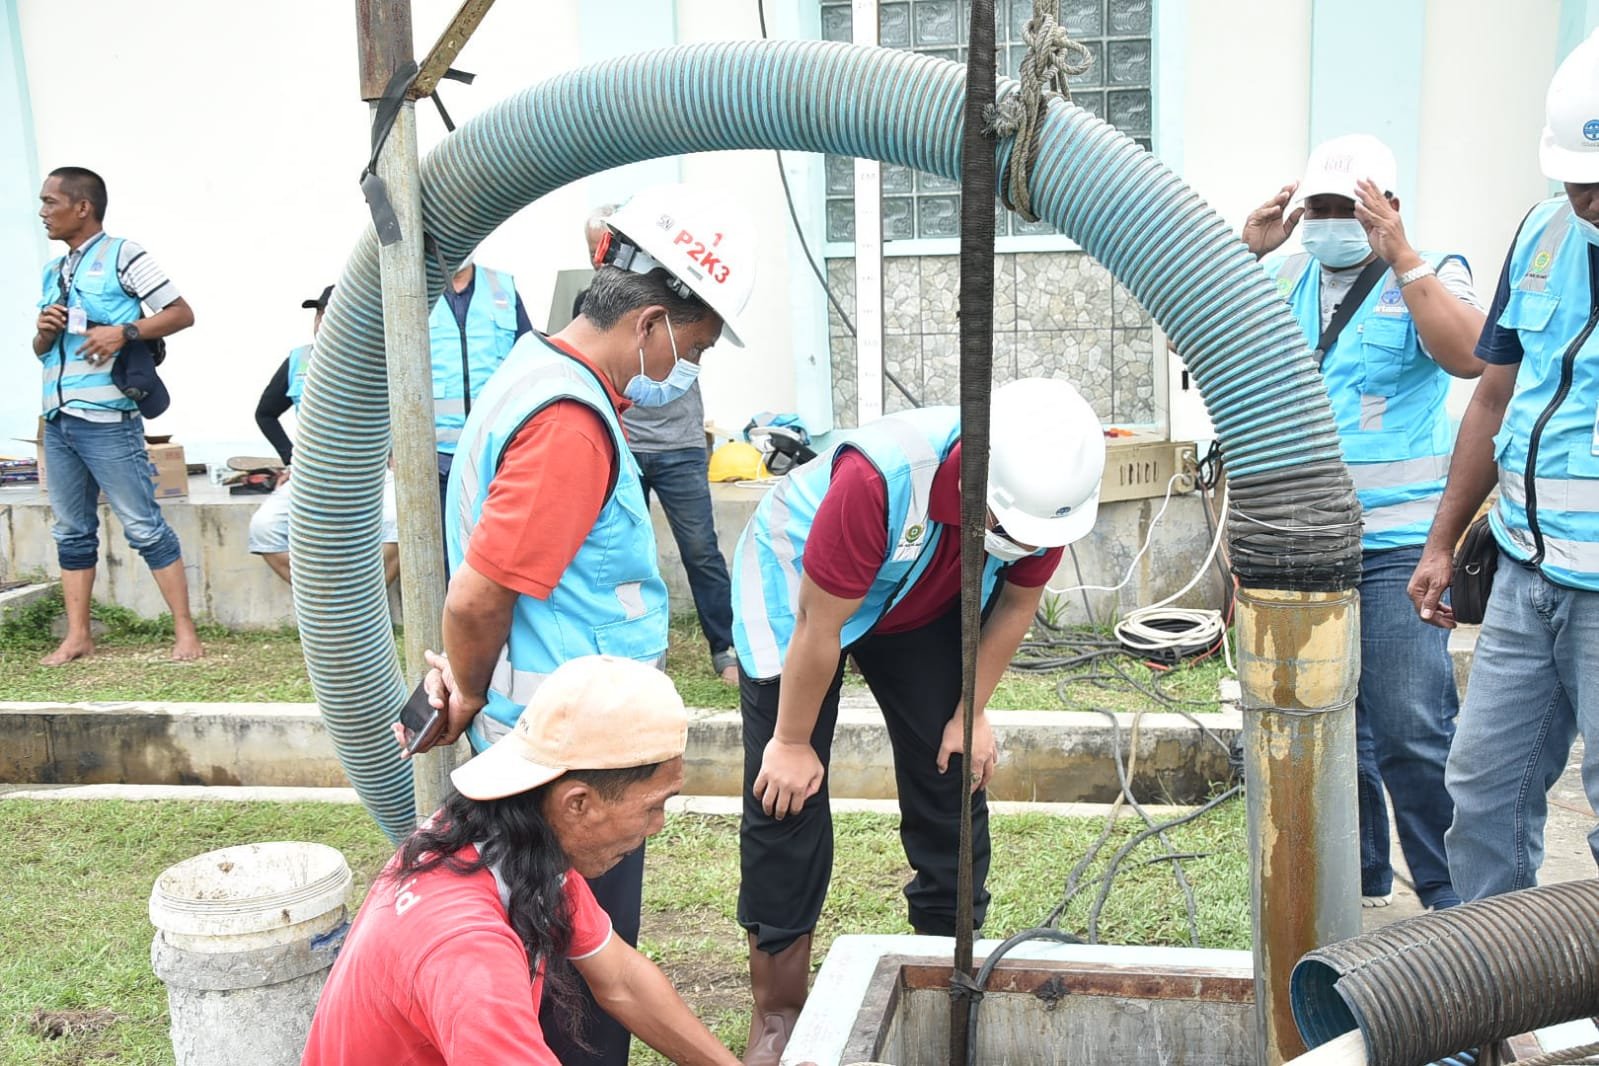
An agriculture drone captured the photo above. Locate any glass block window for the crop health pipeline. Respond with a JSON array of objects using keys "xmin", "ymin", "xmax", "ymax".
[{"xmin": 820, "ymin": 0, "xmax": 1154, "ymax": 245}]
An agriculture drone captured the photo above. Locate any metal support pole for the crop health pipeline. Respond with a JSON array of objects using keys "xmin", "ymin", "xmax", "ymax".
[
  {"xmin": 356, "ymin": 0, "xmax": 458, "ymax": 821},
  {"xmin": 1236, "ymin": 587, "xmax": 1361, "ymax": 1065}
]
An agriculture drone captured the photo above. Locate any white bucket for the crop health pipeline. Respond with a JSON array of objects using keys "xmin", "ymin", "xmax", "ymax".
[{"xmin": 149, "ymin": 841, "xmax": 353, "ymax": 1066}]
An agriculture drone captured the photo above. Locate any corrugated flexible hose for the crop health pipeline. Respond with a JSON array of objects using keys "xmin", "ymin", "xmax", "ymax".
[
  {"xmin": 292, "ymin": 39, "xmax": 1362, "ymax": 841},
  {"xmin": 1291, "ymin": 880, "xmax": 1599, "ymax": 1066}
]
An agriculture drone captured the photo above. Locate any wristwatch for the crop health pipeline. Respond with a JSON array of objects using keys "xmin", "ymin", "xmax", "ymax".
[
  {"xmin": 1396, "ymin": 262, "xmax": 1436, "ymax": 288},
  {"xmin": 122, "ymin": 323, "xmax": 141, "ymax": 342}
]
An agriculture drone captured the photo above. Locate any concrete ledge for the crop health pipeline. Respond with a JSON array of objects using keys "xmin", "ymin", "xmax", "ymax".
[
  {"xmin": 0, "ymin": 701, "xmax": 1238, "ymax": 804},
  {"xmin": 0, "ymin": 784, "xmax": 1201, "ymax": 822},
  {"xmin": 0, "ymin": 580, "xmax": 55, "ymax": 615},
  {"xmin": 0, "ymin": 478, "xmax": 1222, "ymax": 629}
]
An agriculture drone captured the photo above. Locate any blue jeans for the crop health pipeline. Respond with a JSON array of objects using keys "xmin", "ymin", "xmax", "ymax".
[
  {"xmin": 1356, "ymin": 544, "xmax": 1461, "ymax": 908},
  {"xmin": 633, "ymin": 447, "xmax": 734, "ymax": 657},
  {"xmin": 1446, "ymin": 554, "xmax": 1599, "ymax": 900},
  {"xmin": 44, "ymin": 412, "xmax": 182, "ymax": 572}
]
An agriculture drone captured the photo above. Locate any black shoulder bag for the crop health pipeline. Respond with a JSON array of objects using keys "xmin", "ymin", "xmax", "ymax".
[
  {"xmin": 1451, "ymin": 514, "xmax": 1499, "ymax": 625},
  {"xmin": 1313, "ymin": 258, "xmax": 1391, "ymax": 367}
]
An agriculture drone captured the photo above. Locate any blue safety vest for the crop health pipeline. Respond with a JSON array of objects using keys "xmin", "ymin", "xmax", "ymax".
[
  {"xmin": 285, "ymin": 344, "xmax": 312, "ymax": 406},
  {"xmin": 731, "ymin": 407, "xmax": 1009, "ymax": 680},
  {"xmin": 1486, "ymin": 198, "xmax": 1599, "ymax": 591},
  {"xmin": 430, "ymin": 267, "xmax": 519, "ymax": 455},
  {"xmin": 37, "ymin": 234, "xmax": 141, "ymax": 418},
  {"xmin": 1263, "ymin": 251, "xmax": 1460, "ymax": 551},
  {"xmin": 445, "ymin": 333, "xmax": 668, "ymax": 748}
]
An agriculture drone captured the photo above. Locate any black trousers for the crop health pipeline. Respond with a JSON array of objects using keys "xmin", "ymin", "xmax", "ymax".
[
  {"xmin": 737, "ymin": 607, "xmax": 991, "ymax": 954},
  {"xmin": 538, "ymin": 845, "xmax": 644, "ymax": 1066}
]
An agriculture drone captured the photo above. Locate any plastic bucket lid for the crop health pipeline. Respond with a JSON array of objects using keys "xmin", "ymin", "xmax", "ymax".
[{"xmin": 149, "ymin": 841, "xmax": 352, "ymax": 940}]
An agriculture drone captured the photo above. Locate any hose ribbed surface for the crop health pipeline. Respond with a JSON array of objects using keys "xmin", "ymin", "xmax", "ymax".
[
  {"xmin": 292, "ymin": 40, "xmax": 1362, "ymax": 837},
  {"xmin": 1291, "ymin": 881, "xmax": 1599, "ymax": 1066}
]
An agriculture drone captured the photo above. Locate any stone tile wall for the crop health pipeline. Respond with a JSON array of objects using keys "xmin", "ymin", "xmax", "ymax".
[{"xmin": 826, "ymin": 252, "xmax": 1155, "ymax": 427}]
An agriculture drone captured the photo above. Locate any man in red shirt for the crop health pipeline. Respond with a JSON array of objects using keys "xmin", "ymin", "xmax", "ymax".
[
  {"xmin": 305, "ymin": 655, "xmax": 740, "ymax": 1066},
  {"xmin": 730, "ymin": 378, "xmax": 1108, "ymax": 1065},
  {"xmin": 418, "ymin": 185, "xmax": 759, "ymax": 1066}
]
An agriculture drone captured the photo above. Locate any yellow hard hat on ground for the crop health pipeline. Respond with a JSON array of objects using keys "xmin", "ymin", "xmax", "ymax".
[{"xmin": 708, "ymin": 441, "xmax": 768, "ymax": 482}]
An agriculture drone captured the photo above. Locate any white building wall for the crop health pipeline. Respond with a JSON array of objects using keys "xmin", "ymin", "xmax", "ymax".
[{"xmin": 4, "ymin": 0, "xmax": 1586, "ymax": 462}]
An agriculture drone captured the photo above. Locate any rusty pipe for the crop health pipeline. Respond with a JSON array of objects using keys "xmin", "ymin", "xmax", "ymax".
[{"xmin": 1237, "ymin": 586, "xmax": 1362, "ymax": 1064}]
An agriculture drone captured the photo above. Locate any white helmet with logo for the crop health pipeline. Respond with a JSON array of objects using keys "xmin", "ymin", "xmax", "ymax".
[
  {"xmin": 987, "ymin": 377, "xmax": 1106, "ymax": 548},
  {"xmin": 1542, "ymin": 30, "xmax": 1599, "ymax": 183},
  {"xmin": 595, "ymin": 183, "xmax": 757, "ymax": 347}
]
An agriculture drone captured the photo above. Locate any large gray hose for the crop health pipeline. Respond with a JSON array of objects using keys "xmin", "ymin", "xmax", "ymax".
[
  {"xmin": 1291, "ymin": 880, "xmax": 1599, "ymax": 1066},
  {"xmin": 292, "ymin": 39, "xmax": 1362, "ymax": 839}
]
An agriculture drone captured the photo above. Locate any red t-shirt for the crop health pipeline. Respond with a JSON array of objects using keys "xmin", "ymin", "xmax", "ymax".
[
  {"xmin": 803, "ymin": 442, "xmax": 1063, "ymax": 634},
  {"xmin": 302, "ymin": 845, "xmax": 612, "ymax": 1066},
  {"xmin": 464, "ymin": 339, "xmax": 629, "ymax": 599}
]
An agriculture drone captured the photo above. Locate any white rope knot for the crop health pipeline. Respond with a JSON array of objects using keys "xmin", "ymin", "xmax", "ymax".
[{"xmin": 988, "ymin": 2, "xmax": 1094, "ymax": 222}]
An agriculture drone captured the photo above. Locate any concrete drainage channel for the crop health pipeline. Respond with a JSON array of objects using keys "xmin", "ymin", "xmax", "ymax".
[{"xmin": 0, "ymin": 694, "xmax": 1241, "ymax": 806}]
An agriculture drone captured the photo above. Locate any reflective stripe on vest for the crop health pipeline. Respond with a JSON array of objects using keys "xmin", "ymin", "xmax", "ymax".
[
  {"xmin": 1488, "ymin": 197, "xmax": 1599, "ymax": 590},
  {"xmin": 430, "ymin": 267, "xmax": 519, "ymax": 455},
  {"xmin": 285, "ymin": 345, "xmax": 312, "ymax": 406},
  {"xmin": 444, "ymin": 334, "xmax": 668, "ymax": 748},
  {"xmin": 731, "ymin": 407, "xmax": 1006, "ymax": 680},
  {"xmin": 1263, "ymin": 249, "xmax": 1458, "ymax": 550},
  {"xmin": 38, "ymin": 235, "xmax": 141, "ymax": 417}
]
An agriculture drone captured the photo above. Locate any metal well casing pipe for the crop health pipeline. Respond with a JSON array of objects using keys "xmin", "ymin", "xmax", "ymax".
[{"xmin": 1237, "ymin": 586, "xmax": 1361, "ymax": 1065}]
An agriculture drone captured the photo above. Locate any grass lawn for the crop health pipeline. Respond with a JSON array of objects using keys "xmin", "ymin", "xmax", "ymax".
[
  {"xmin": 1, "ymin": 796, "xmax": 1247, "ymax": 1065},
  {"xmin": 2, "ymin": 591, "xmax": 1226, "ymax": 713}
]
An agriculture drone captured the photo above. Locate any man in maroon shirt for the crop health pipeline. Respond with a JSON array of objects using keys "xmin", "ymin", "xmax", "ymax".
[{"xmin": 729, "ymin": 378, "xmax": 1108, "ymax": 1065}]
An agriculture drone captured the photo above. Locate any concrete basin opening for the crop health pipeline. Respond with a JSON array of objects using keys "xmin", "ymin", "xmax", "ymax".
[{"xmin": 788, "ymin": 936, "xmax": 1256, "ymax": 1066}]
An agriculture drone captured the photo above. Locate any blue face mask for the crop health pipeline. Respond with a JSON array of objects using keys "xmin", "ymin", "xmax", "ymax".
[
  {"xmin": 1298, "ymin": 217, "xmax": 1373, "ymax": 269},
  {"xmin": 624, "ymin": 317, "xmax": 700, "ymax": 407}
]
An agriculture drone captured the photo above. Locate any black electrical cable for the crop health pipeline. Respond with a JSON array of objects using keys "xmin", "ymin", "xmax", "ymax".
[{"xmin": 754, "ymin": 0, "xmax": 925, "ymax": 411}]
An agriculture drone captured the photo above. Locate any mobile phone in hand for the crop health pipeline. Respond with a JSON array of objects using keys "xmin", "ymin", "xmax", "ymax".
[{"xmin": 399, "ymin": 679, "xmax": 444, "ymax": 755}]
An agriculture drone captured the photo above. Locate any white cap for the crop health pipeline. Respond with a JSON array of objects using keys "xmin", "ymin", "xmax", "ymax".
[
  {"xmin": 1541, "ymin": 30, "xmax": 1599, "ymax": 183},
  {"xmin": 450, "ymin": 656, "xmax": 688, "ymax": 801},
  {"xmin": 1290, "ymin": 134, "xmax": 1398, "ymax": 210}
]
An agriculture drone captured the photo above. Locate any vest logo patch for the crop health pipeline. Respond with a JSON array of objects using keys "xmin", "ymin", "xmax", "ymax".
[
  {"xmin": 86, "ymin": 261, "xmax": 104, "ymax": 275},
  {"xmin": 1380, "ymin": 289, "xmax": 1402, "ymax": 305},
  {"xmin": 1533, "ymin": 250, "xmax": 1554, "ymax": 275},
  {"xmin": 1275, "ymin": 276, "xmax": 1293, "ymax": 296},
  {"xmin": 904, "ymin": 523, "xmax": 924, "ymax": 544},
  {"xmin": 1585, "ymin": 119, "xmax": 1599, "ymax": 142}
]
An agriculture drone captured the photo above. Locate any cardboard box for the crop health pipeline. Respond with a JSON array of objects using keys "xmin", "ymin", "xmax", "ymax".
[{"xmin": 31, "ymin": 418, "xmax": 188, "ymax": 500}]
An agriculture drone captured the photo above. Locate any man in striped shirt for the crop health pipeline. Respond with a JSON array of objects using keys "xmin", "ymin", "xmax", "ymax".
[{"xmin": 32, "ymin": 166, "xmax": 200, "ymax": 664}]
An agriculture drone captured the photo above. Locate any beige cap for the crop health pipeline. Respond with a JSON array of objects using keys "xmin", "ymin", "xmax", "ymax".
[
  {"xmin": 1289, "ymin": 133, "xmax": 1398, "ymax": 211},
  {"xmin": 451, "ymin": 655, "xmax": 688, "ymax": 801}
]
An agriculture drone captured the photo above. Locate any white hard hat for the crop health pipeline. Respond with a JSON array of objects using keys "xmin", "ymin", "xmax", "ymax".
[
  {"xmin": 987, "ymin": 378, "xmax": 1106, "ymax": 548},
  {"xmin": 598, "ymin": 184, "xmax": 757, "ymax": 347},
  {"xmin": 1289, "ymin": 134, "xmax": 1398, "ymax": 211},
  {"xmin": 1541, "ymin": 31, "xmax": 1599, "ymax": 183}
]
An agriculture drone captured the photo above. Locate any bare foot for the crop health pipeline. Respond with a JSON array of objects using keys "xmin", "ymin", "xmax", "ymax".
[
  {"xmin": 170, "ymin": 632, "xmax": 205, "ymax": 661},
  {"xmin": 41, "ymin": 638, "xmax": 94, "ymax": 666}
]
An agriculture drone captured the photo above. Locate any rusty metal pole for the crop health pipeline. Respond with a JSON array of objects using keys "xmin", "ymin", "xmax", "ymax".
[
  {"xmin": 1236, "ymin": 588, "xmax": 1361, "ymax": 1064},
  {"xmin": 355, "ymin": 0, "xmax": 457, "ymax": 821}
]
